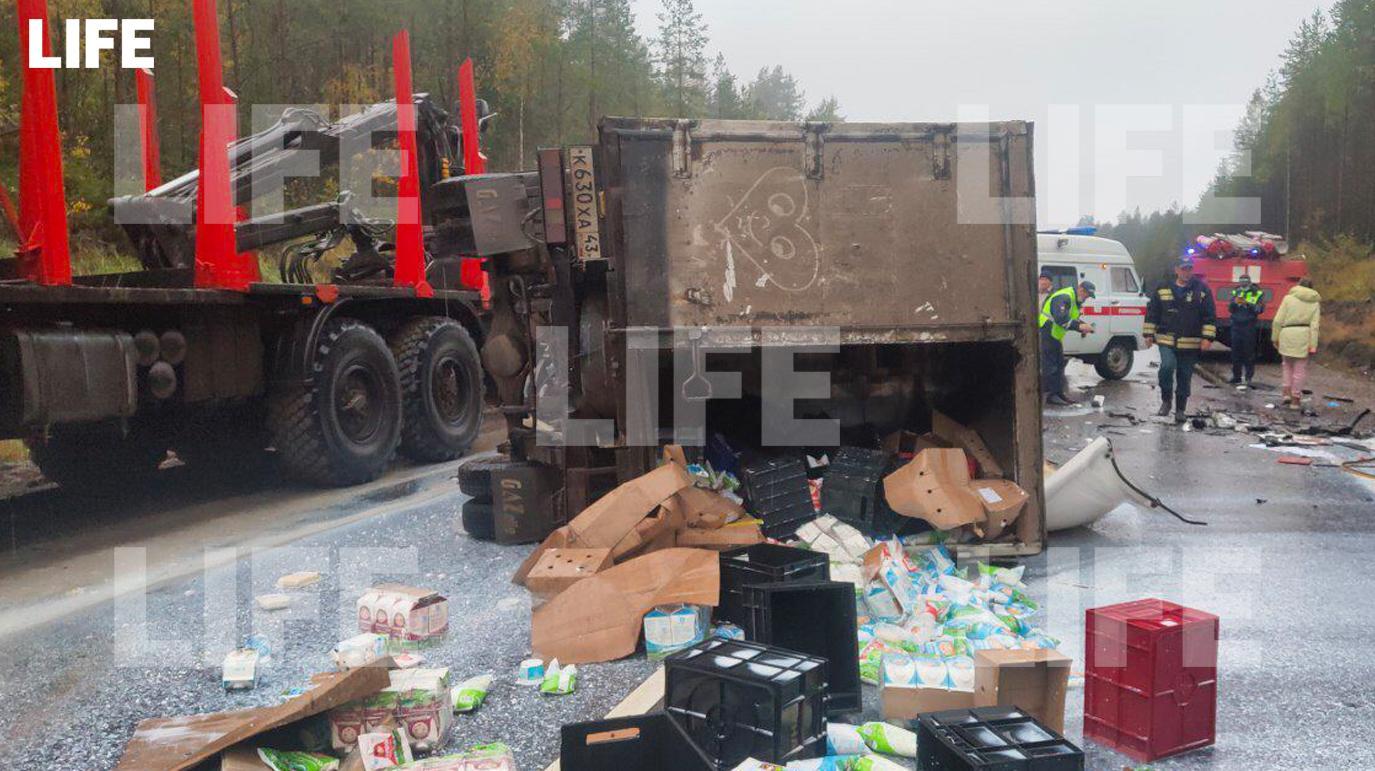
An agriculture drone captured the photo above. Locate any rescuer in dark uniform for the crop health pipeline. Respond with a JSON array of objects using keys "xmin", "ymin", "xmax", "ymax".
[
  {"xmin": 1144, "ymin": 257, "xmax": 1217, "ymax": 423},
  {"xmin": 1227, "ymin": 273, "xmax": 1265, "ymax": 388},
  {"xmin": 1040, "ymin": 280, "xmax": 1096, "ymax": 406}
]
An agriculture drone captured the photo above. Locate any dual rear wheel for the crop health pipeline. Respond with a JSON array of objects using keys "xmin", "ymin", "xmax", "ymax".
[{"xmin": 269, "ymin": 316, "xmax": 482, "ymax": 487}]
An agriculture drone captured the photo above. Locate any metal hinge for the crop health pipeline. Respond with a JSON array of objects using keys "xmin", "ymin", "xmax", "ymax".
[
  {"xmin": 672, "ymin": 120, "xmax": 693, "ymax": 178},
  {"xmin": 932, "ymin": 130, "xmax": 951, "ymax": 180},
  {"xmin": 804, "ymin": 123, "xmax": 826, "ymax": 180}
]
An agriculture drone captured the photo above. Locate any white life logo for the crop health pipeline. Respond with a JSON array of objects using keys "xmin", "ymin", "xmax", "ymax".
[{"xmin": 27, "ymin": 19, "xmax": 154, "ymax": 69}]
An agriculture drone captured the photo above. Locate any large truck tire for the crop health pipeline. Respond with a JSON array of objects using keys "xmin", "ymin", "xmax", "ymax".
[
  {"xmin": 1094, "ymin": 338, "xmax": 1135, "ymax": 380},
  {"xmin": 27, "ymin": 426, "xmax": 169, "ymax": 490},
  {"xmin": 269, "ymin": 319, "xmax": 402, "ymax": 486},
  {"xmin": 460, "ymin": 499, "xmax": 496, "ymax": 541},
  {"xmin": 390, "ymin": 317, "xmax": 484, "ymax": 463},
  {"xmin": 456, "ymin": 454, "xmax": 511, "ymax": 500}
]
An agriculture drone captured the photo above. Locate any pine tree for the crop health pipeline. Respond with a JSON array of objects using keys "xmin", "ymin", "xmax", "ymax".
[
  {"xmin": 655, "ymin": 0, "xmax": 707, "ymax": 117},
  {"xmin": 743, "ymin": 66, "xmax": 805, "ymax": 121}
]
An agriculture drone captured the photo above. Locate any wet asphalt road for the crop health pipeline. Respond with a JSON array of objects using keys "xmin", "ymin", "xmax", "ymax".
[{"xmin": 0, "ymin": 350, "xmax": 1372, "ymax": 769}]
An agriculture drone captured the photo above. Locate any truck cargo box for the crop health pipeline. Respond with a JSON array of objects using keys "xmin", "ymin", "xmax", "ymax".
[{"xmin": 487, "ymin": 118, "xmax": 1047, "ymax": 555}]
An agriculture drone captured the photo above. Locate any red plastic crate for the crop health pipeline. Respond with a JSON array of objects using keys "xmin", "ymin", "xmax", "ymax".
[{"xmin": 1083, "ymin": 599, "xmax": 1218, "ymax": 762}]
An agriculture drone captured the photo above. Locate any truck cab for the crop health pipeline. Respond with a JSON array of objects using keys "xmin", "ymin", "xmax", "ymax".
[{"xmin": 1037, "ymin": 233, "xmax": 1147, "ymax": 380}]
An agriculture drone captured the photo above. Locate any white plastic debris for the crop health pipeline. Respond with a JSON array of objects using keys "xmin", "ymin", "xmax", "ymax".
[
  {"xmin": 276, "ymin": 571, "xmax": 322, "ymax": 589},
  {"xmin": 254, "ymin": 593, "xmax": 291, "ymax": 611}
]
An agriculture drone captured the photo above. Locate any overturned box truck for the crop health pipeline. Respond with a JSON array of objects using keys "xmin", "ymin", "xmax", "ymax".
[{"xmin": 467, "ymin": 118, "xmax": 1045, "ymax": 556}]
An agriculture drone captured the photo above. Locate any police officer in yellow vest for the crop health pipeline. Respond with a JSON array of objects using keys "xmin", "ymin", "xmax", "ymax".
[
  {"xmin": 1227, "ymin": 273, "xmax": 1266, "ymax": 387},
  {"xmin": 1039, "ymin": 280, "xmax": 1096, "ymax": 405}
]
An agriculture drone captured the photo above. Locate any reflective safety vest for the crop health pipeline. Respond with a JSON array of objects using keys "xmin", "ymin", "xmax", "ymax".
[
  {"xmin": 1235, "ymin": 287, "xmax": 1264, "ymax": 307},
  {"xmin": 1039, "ymin": 286, "xmax": 1080, "ymax": 341}
]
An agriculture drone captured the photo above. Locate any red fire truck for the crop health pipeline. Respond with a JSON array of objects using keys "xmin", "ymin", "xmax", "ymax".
[{"xmin": 1186, "ymin": 232, "xmax": 1308, "ymax": 358}]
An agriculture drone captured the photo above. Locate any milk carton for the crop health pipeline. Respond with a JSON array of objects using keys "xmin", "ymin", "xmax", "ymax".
[{"xmin": 357, "ymin": 584, "xmax": 449, "ymax": 643}]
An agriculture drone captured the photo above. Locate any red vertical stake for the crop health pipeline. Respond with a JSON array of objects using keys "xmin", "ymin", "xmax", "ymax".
[
  {"xmin": 136, "ymin": 68, "xmax": 163, "ymax": 191},
  {"xmin": 15, "ymin": 0, "xmax": 71, "ymax": 286},
  {"xmin": 392, "ymin": 30, "xmax": 431, "ymax": 297},
  {"xmin": 192, "ymin": 0, "xmax": 256, "ymax": 291},
  {"xmin": 456, "ymin": 58, "xmax": 489, "ymax": 304},
  {"xmin": 457, "ymin": 58, "xmax": 486, "ymax": 175}
]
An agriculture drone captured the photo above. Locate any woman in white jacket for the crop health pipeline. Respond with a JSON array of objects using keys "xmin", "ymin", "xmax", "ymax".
[{"xmin": 1270, "ymin": 278, "xmax": 1321, "ymax": 409}]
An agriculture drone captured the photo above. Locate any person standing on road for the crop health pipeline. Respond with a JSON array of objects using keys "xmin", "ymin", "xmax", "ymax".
[
  {"xmin": 1271, "ymin": 278, "xmax": 1321, "ymax": 410},
  {"xmin": 1144, "ymin": 257, "xmax": 1216, "ymax": 423},
  {"xmin": 1227, "ymin": 273, "xmax": 1265, "ymax": 388},
  {"xmin": 1040, "ymin": 280, "xmax": 1096, "ymax": 406},
  {"xmin": 1038, "ymin": 272, "xmax": 1053, "ymax": 309}
]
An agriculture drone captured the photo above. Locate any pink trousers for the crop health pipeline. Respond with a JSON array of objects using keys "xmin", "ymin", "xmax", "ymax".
[{"xmin": 1281, "ymin": 356, "xmax": 1308, "ymax": 395}]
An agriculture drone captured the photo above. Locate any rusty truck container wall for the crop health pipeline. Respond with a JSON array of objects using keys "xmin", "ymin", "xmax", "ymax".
[{"xmin": 591, "ymin": 118, "xmax": 1045, "ymax": 555}]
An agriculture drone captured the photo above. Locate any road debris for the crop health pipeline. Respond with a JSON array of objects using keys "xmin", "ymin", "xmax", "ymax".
[
  {"xmin": 255, "ymin": 593, "xmax": 292, "ymax": 611},
  {"xmin": 539, "ymin": 660, "xmax": 577, "ymax": 695},
  {"xmin": 516, "ymin": 658, "xmax": 544, "ymax": 686},
  {"xmin": 277, "ymin": 571, "xmax": 324, "ymax": 590},
  {"xmin": 258, "ymin": 748, "xmax": 340, "ymax": 771},
  {"xmin": 356, "ymin": 585, "xmax": 449, "ymax": 644},
  {"xmin": 222, "ymin": 648, "xmax": 261, "ymax": 690},
  {"xmin": 451, "ymin": 674, "xmax": 492, "ymax": 713}
]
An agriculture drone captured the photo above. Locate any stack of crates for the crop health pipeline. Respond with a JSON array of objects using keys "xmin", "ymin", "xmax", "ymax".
[
  {"xmin": 820, "ymin": 447, "xmax": 901, "ymax": 534},
  {"xmin": 664, "ymin": 638, "xmax": 829, "ymax": 768},
  {"xmin": 1083, "ymin": 598, "xmax": 1218, "ymax": 762},
  {"xmin": 717, "ymin": 544, "xmax": 829, "ymax": 630},
  {"xmin": 739, "ymin": 455, "xmax": 816, "ymax": 537}
]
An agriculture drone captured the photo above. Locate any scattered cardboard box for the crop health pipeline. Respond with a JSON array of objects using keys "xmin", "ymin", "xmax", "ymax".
[
  {"xmin": 881, "ymin": 429, "xmax": 948, "ymax": 458},
  {"xmin": 117, "ymin": 666, "xmax": 391, "ymax": 771},
  {"xmin": 881, "ymin": 682, "xmax": 976, "ymax": 722},
  {"xmin": 973, "ymin": 649, "xmax": 1072, "ymax": 733},
  {"xmin": 672, "ymin": 484, "xmax": 747, "ymax": 529},
  {"xmin": 532, "ymin": 547, "xmax": 719, "ymax": 664},
  {"xmin": 513, "ymin": 462, "xmax": 695, "ymax": 585},
  {"xmin": 879, "ymin": 652, "xmax": 976, "ymax": 721},
  {"xmin": 218, "ymin": 747, "xmax": 272, "ymax": 771},
  {"xmin": 356, "ymin": 584, "xmax": 449, "ymax": 643},
  {"xmin": 931, "ymin": 410, "xmax": 1005, "ymax": 477},
  {"xmin": 611, "ymin": 501, "xmax": 685, "ymax": 561},
  {"xmin": 883, "ymin": 448, "xmax": 985, "ymax": 530},
  {"xmin": 566, "ymin": 463, "xmax": 695, "ymax": 547},
  {"xmin": 329, "ymin": 668, "xmax": 452, "ymax": 754},
  {"xmin": 969, "ymin": 478, "xmax": 1030, "ymax": 540},
  {"xmin": 675, "ymin": 521, "xmax": 764, "ymax": 550},
  {"xmin": 525, "ymin": 548, "xmax": 615, "ymax": 599}
]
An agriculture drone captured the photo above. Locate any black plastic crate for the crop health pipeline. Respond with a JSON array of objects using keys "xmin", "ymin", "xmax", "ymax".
[
  {"xmin": 665, "ymin": 638, "xmax": 828, "ymax": 769},
  {"xmin": 916, "ymin": 706, "xmax": 1084, "ymax": 770},
  {"xmin": 740, "ymin": 580, "xmax": 861, "ymax": 715},
  {"xmin": 821, "ymin": 447, "xmax": 902, "ymax": 534},
  {"xmin": 561, "ymin": 713, "xmax": 707, "ymax": 771},
  {"xmin": 717, "ymin": 544, "xmax": 830, "ymax": 629},
  {"xmin": 739, "ymin": 455, "xmax": 816, "ymax": 537}
]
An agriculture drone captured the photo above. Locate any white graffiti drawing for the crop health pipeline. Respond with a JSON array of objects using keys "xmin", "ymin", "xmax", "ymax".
[
  {"xmin": 723, "ymin": 239, "xmax": 737, "ymax": 303},
  {"xmin": 713, "ymin": 166, "xmax": 821, "ymax": 293}
]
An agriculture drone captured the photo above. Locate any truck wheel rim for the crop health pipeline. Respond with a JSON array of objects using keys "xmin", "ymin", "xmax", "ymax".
[
  {"xmin": 337, "ymin": 364, "xmax": 383, "ymax": 442},
  {"xmin": 1106, "ymin": 347, "xmax": 1127, "ymax": 371},
  {"xmin": 432, "ymin": 355, "xmax": 472, "ymax": 426}
]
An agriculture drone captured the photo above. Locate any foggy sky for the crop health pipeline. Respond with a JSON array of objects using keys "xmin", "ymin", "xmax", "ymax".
[{"xmin": 629, "ymin": 0, "xmax": 1324, "ymax": 226}]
